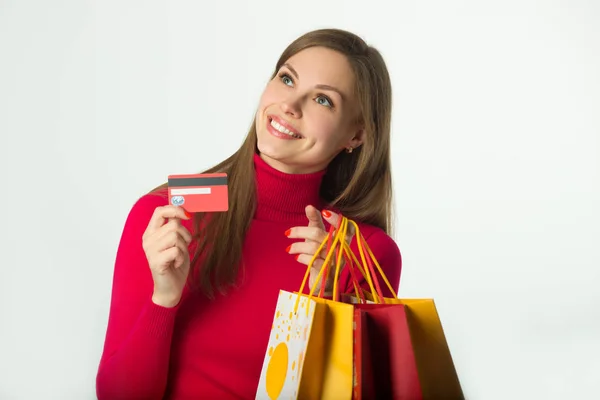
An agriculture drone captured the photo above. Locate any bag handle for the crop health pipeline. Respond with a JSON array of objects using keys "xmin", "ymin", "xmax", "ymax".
[
  {"xmin": 319, "ymin": 215, "xmax": 367, "ymax": 303},
  {"xmin": 324, "ymin": 217, "xmax": 398, "ymax": 304},
  {"xmin": 294, "ymin": 217, "xmax": 346, "ymax": 315},
  {"xmin": 346, "ymin": 219, "xmax": 398, "ymax": 300},
  {"xmin": 293, "ymin": 214, "xmax": 398, "ymax": 313},
  {"xmin": 317, "ymin": 223, "xmax": 336, "ymax": 298},
  {"xmin": 343, "ymin": 247, "xmax": 367, "ymax": 304}
]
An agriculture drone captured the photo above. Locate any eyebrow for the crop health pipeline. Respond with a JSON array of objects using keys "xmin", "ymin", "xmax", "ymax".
[{"xmin": 282, "ymin": 63, "xmax": 346, "ymax": 100}]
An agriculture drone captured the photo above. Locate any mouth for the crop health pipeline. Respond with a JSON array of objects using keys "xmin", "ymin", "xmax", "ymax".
[{"xmin": 267, "ymin": 115, "xmax": 303, "ymax": 139}]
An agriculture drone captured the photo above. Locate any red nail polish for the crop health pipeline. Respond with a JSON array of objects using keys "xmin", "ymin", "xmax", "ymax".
[
  {"xmin": 285, "ymin": 229, "xmax": 291, "ymax": 237},
  {"xmin": 295, "ymin": 254, "xmax": 300, "ymax": 261},
  {"xmin": 322, "ymin": 210, "xmax": 332, "ymax": 218},
  {"xmin": 285, "ymin": 245, "xmax": 291, "ymax": 253},
  {"xmin": 184, "ymin": 210, "xmax": 192, "ymax": 219}
]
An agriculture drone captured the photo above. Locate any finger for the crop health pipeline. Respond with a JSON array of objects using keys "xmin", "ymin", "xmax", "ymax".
[
  {"xmin": 175, "ymin": 224, "xmax": 193, "ymax": 245},
  {"xmin": 286, "ymin": 226, "xmax": 328, "ymax": 243},
  {"xmin": 147, "ymin": 205, "xmax": 191, "ymax": 232},
  {"xmin": 153, "ymin": 218, "xmax": 193, "ymax": 245},
  {"xmin": 287, "ymin": 241, "xmax": 328, "ymax": 259},
  {"xmin": 151, "ymin": 218, "xmax": 179, "ymax": 242},
  {"xmin": 153, "ymin": 238, "xmax": 189, "ymax": 273},
  {"xmin": 170, "ymin": 246, "xmax": 185, "ymax": 270},
  {"xmin": 172, "ymin": 240, "xmax": 189, "ymax": 269},
  {"xmin": 308, "ymin": 258, "xmax": 325, "ymax": 289},
  {"xmin": 308, "ymin": 258, "xmax": 338, "ymax": 292},
  {"xmin": 155, "ymin": 230, "xmax": 188, "ymax": 253},
  {"xmin": 294, "ymin": 252, "xmax": 325, "ymax": 269},
  {"xmin": 153, "ymin": 247, "xmax": 182, "ymax": 274},
  {"xmin": 297, "ymin": 253, "xmax": 339, "ymax": 275},
  {"xmin": 321, "ymin": 209, "xmax": 355, "ymax": 242},
  {"xmin": 305, "ymin": 205, "xmax": 326, "ymax": 230},
  {"xmin": 155, "ymin": 218, "xmax": 180, "ymax": 237}
]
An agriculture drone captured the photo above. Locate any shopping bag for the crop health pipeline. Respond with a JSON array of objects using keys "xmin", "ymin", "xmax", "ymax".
[
  {"xmin": 318, "ymin": 216, "xmax": 398, "ymax": 400},
  {"xmin": 308, "ymin": 296, "xmax": 353, "ymax": 399},
  {"xmin": 341, "ymin": 217, "xmax": 464, "ymax": 399},
  {"xmin": 256, "ymin": 218, "xmax": 355, "ymax": 400},
  {"xmin": 354, "ymin": 303, "xmax": 422, "ymax": 399},
  {"xmin": 303, "ymin": 218, "xmax": 355, "ymax": 400},
  {"xmin": 367, "ymin": 295, "xmax": 464, "ymax": 400},
  {"xmin": 352, "ymin": 308, "xmax": 375, "ymax": 400},
  {"xmin": 335, "ymin": 226, "xmax": 421, "ymax": 399},
  {"xmin": 314, "ymin": 216, "xmax": 419, "ymax": 399},
  {"xmin": 255, "ymin": 290, "xmax": 325, "ymax": 400}
]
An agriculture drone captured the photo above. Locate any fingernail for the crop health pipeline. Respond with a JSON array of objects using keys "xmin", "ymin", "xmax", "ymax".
[
  {"xmin": 285, "ymin": 245, "xmax": 291, "ymax": 253},
  {"xmin": 322, "ymin": 210, "xmax": 332, "ymax": 218},
  {"xmin": 295, "ymin": 254, "xmax": 300, "ymax": 261},
  {"xmin": 184, "ymin": 210, "xmax": 192, "ymax": 219},
  {"xmin": 285, "ymin": 229, "xmax": 291, "ymax": 237}
]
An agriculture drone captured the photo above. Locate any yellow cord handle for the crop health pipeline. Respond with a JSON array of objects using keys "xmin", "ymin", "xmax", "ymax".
[
  {"xmin": 323, "ymin": 216, "xmax": 364, "ymax": 302},
  {"xmin": 292, "ymin": 215, "xmax": 398, "ymax": 312},
  {"xmin": 294, "ymin": 216, "xmax": 346, "ymax": 315},
  {"xmin": 347, "ymin": 219, "xmax": 398, "ymax": 301}
]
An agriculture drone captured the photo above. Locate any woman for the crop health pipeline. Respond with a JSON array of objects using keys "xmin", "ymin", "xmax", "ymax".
[{"xmin": 96, "ymin": 28, "xmax": 402, "ymax": 399}]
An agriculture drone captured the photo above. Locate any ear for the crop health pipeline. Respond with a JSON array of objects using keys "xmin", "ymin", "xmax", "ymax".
[{"xmin": 345, "ymin": 126, "xmax": 365, "ymax": 149}]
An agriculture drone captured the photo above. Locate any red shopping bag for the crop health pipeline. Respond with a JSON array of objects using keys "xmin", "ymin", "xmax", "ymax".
[
  {"xmin": 353, "ymin": 303, "xmax": 422, "ymax": 399},
  {"xmin": 352, "ymin": 308, "xmax": 375, "ymax": 400},
  {"xmin": 325, "ymin": 217, "xmax": 421, "ymax": 399},
  {"xmin": 338, "ymin": 216, "xmax": 463, "ymax": 400}
]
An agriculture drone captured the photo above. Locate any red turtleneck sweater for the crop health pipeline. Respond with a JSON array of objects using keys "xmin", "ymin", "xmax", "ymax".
[{"xmin": 96, "ymin": 154, "xmax": 402, "ymax": 399}]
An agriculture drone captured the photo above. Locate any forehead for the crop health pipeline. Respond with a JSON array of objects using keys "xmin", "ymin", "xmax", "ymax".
[{"xmin": 283, "ymin": 47, "xmax": 355, "ymax": 95}]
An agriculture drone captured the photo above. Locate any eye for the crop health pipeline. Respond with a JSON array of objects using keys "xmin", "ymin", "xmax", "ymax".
[
  {"xmin": 279, "ymin": 73, "xmax": 294, "ymax": 87},
  {"xmin": 315, "ymin": 95, "xmax": 334, "ymax": 108}
]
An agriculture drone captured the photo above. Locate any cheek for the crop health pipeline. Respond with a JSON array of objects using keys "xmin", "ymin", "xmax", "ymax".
[
  {"xmin": 309, "ymin": 115, "xmax": 347, "ymax": 144},
  {"xmin": 258, "ymin": 82, "xmax": 281, "ymax": 109}
]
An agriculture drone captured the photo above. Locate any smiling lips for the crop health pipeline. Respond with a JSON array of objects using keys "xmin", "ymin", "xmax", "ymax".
[{"xmin": 267, "ymin": 115, "xmax": 303, "ymax": 139}]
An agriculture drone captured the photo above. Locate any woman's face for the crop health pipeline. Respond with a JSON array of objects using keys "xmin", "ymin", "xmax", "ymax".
[{"xmin": 255, "ymin": 46, "xmax": 364, "ymax": 174}]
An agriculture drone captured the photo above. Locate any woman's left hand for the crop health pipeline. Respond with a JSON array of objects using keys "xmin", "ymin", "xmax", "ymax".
[{"xmin": 285, "ymin": 205, "xmax": 355, "ymax": 292}]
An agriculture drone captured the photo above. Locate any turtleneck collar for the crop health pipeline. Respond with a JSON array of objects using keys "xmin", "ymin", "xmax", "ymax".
[{"xmin": 253, "ymin": 152, "xmax": 326, "ymax": 224}]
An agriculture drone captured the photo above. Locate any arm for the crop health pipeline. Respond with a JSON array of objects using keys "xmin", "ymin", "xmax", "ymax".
[
  {"xmin": 96, "ymin": 195, "xmax": 179, "ymax": 400},
  {"xmin": 344, "ymin": 229, "xmax": 402, "ymax": 299}
]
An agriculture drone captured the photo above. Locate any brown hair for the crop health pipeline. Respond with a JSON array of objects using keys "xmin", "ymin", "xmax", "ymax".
[{"xmin": 150, "ymin": 28, "xmax": 394, "ymax": 298}]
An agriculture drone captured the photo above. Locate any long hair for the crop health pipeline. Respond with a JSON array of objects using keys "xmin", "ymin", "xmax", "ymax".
[{"xmin": 150, "ymin": 28, "xmax": 394, "ymax": 298}]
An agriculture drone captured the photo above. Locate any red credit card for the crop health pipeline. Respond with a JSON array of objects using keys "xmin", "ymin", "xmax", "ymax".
[{"xmin": 167, "ymin": 173, "xmax": 228, "ymax": 213}]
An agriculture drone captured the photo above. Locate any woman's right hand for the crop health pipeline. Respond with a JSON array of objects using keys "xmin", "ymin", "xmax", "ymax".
[{"xmin": 142, "ymin": 205, "xmax": 193, "ymax": 307}]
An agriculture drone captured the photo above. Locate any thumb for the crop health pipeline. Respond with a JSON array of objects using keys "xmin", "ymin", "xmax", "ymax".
[{"xmin": 305, "ymin": 205, "xmax": 325, "ymax": 229}]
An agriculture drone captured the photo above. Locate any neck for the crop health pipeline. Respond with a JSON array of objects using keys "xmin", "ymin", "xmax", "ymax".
[
  {"xmin": 253, "ymin": 153, "xmax": 326, "ymax": 224},
  {"xmin": 258, "ymin": 153, "xmax": 327, "ymax": 175}
]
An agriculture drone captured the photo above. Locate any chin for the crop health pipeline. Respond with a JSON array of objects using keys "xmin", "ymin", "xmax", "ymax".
[
  {"xmin": 256, "ymin": 125, "xmax": 294, "ymax": 160},
  {"xmin": 256, "ymin": 138, "xmax": 283, "ymax": 161}
]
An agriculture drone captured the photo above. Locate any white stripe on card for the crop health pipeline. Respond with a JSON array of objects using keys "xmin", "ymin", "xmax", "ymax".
[{"xmin": 170, "ymin": 187, "xmax": 211, "ymax": 195}]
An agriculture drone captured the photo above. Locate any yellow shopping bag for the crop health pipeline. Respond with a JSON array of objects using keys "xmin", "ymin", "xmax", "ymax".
[
  {"xmin": 255, "ymin": 289, "xmax": 326, "ymax": 400},
  {"xmin": 256, "ymin": 218, "xmax": 355, "ymax": 400},
  {"xmin": 393, "ymin": 298, "xmax": 464, "ymax": 399}
]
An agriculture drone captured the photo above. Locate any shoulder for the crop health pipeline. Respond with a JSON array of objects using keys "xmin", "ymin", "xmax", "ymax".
[
  {"xmin": 121, "ymin": 189, "xmax": 170, "ymax": 230},
  {"xmin": 354, "ymin": 222, "xmax": 400, "ymax": 260},
  {"xmin": 125, "ymin": 188, "xmax": 198, "ymax": 233},
  {"xmin": 128, "ymin": 189, "xmax": 170, "ymax": 218}
]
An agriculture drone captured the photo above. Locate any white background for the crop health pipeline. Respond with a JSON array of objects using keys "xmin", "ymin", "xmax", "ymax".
[{"xmin": 1, "ymin": 0, "xmax": 599, "ymax": 399}]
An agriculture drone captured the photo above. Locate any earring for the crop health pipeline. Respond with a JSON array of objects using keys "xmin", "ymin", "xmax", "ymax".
[{"xmin": 346, "ymin": 147, "xmax": 353, "ymax": 154}]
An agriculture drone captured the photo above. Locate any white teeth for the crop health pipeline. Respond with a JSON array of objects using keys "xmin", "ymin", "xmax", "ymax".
[{"xmin": 270, "ymin": 118, "xmax": 301, "ymax": 138}]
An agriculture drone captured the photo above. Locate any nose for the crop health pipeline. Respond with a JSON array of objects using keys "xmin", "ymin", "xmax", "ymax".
[{"xmin": 279, "ymin": 94, "xmax": 302, "ymax": 118}]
